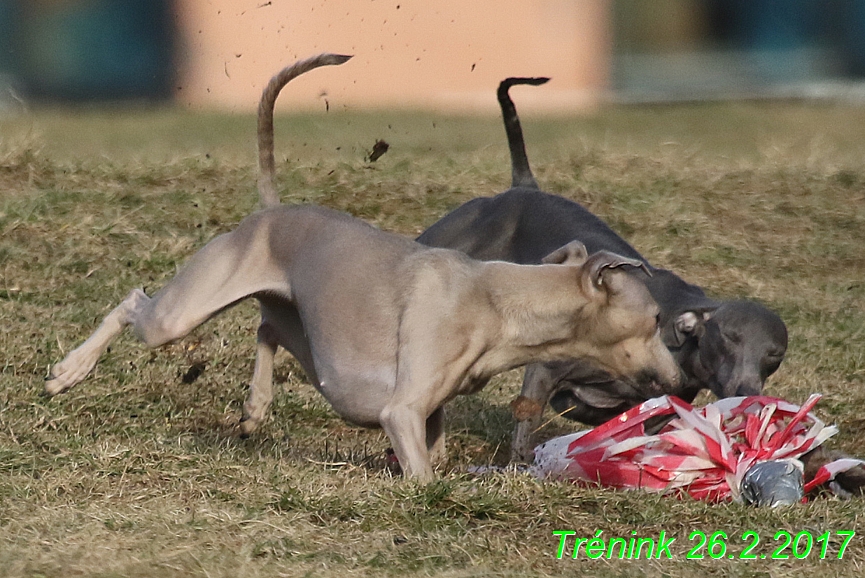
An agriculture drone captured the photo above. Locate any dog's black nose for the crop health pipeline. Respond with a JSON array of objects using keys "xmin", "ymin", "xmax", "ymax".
[
  {"xmin": 634, "ymin": 369, "xmax": 670, "ymax": 397},
  {"xmin": 734, "ymin": 383, "xmax": 762, "ymax": 397}
]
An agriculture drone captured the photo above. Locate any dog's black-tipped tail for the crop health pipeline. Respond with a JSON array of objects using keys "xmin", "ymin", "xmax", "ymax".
[
  {"xmin": 497, "ymin": 77, "xmax": 549, "ymax": 190},
  {"xmin": 257, "ymin": 53, "xmax": 353, "ymax": 208}
]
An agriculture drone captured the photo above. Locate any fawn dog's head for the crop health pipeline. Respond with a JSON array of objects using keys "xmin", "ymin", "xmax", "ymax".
[{"xmin": 542, "ymin": 241, "xmax": 682, "ymax": 398}]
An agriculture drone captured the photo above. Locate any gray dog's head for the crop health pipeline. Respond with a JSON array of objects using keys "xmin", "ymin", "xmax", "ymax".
[
  {"xmin": 679, "ymin": 300, "xmax": 788, "ymax": 399},
  {"xmin": 549, "ymin": 299, "xmax": 788, "ymax": 426}
]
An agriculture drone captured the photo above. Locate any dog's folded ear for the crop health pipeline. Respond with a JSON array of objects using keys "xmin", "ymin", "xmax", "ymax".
[
  {"xmin": 541, "ymin": 241, "xmax": 589, "ymax": 266},
  {"xmin": 580, "ymin": 250, "xmax": 648, "ymax": 294},
  {"xmin": 662, "ymin": 309, "xmax": 715, "ymax": 347}
]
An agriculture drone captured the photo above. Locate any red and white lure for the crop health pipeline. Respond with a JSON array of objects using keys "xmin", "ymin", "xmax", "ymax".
[{"xmin": 531, "ymin": 394, "xmax": 863, "ymax": 503}]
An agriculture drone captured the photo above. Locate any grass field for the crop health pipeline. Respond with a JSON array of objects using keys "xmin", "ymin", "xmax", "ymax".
[{"xmin": 1, "ymin": 101, "xmax": 864, "ymax": 577}]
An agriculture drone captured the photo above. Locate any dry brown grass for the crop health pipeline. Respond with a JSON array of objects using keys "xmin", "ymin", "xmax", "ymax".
[{"xmin": 1, "ymin": 101, "xmax": 864, "ymax": 577}]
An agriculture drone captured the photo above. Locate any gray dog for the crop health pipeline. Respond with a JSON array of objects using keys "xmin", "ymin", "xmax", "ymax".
[
  {"xmin": 417, "ymin": 77, "xmax": 789, "ymax": 461},
  {"xmin": 44, "ymin": 54, "xmax": 682, "ymax": 481}
]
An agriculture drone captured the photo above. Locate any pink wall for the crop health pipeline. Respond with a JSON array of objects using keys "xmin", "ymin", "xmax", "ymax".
[{"xmin": 174, "ymin": 0, "xmax": 611, "ymax": 113}]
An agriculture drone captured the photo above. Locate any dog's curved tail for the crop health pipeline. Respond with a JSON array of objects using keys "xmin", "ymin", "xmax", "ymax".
[
  {"xmin": 257, "ymin": 53, "xmax": 353, "ymax": 208},
  {"xmin": 497, "ymin": 77, "xmax": 549, "ymax": 190}
]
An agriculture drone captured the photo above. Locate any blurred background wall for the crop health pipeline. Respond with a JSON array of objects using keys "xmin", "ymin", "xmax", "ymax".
[
  {"xmin": 1, "ymin": 0, "xmax": 865, "ymax": 113},
  {"xmin": 0, "ymin": 0, "xmax": 176, "ymax": 103},
  {"xmin": 613, "ymin": 0, "xmax": 865, "ymax": 102}
]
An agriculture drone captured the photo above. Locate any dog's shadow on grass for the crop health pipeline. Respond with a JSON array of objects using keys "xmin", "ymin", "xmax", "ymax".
[
  {"xmin": 445, "ymin": 392, "xmax": 581, "ymax": 469},
  {"xmin": 235, "ymin": 392, "xmax": 528, "ymax": 473},
  {"xmin": 150, "ymin": 357, "xmax": 576, "ymax": 474}
]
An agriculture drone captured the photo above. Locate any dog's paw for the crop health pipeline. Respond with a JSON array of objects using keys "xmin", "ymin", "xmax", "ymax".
[
  {"xmin": 240, "ymin": 397, "xmax": 272, "ymax": 437},
  {"xmin": 44, "ymin": 350, "xmax": 98, "ymax": 396},
  {"xmin": 238, "ymin": 415, "xmax": 260, "ymax": 438}
]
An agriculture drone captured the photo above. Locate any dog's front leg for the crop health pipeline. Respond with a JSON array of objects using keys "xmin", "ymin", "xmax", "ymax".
[
  {"xmin": 380, "ymin": 368, "xmax": 457, "ymax": 481},
  {"xmin": 380, "ymin": 402, "xmax": 434, "ymax": 481},
  {"xmin": 510, "ymin": 363, "xmax": 557, "ymax": 463},
  {"xmin": 46, "ymin": 288, "xmax": 150, "ymax": 395},
  {"xmin": 426, "ymin": 406, "xmax": 447, "ymax": 466},
  {"xmin": 240, "ymin": 321, "xmax": 279, "ymax": 436}
]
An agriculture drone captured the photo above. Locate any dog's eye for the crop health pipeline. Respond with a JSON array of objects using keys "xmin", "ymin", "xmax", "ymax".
[{"xmin": 762, "ymin": 357, "xmax": 783, "ymax": 377}]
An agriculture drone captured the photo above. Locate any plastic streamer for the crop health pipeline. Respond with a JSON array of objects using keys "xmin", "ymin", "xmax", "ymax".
[{"xmin": 531, "ymin": 394, "xmax": 864, "ymax": 504}]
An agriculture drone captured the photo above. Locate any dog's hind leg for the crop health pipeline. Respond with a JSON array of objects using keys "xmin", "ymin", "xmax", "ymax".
[
  {"xmin": 46, "ymin": 261, "xmax": 244, "ymax": 395},
  {"xmin": 46, "ymin": 226, "xmax": 288, "ymax": 396},
  {"xmin": 239, "ymin": 300, "xmax": 320, "ymax": 436},
  {"xmin": 240, "ymin": 321, "xmax": 279, "ymax": 437},
  {"xmin": 45, "ymin": 288, "xmax": 151, "ymax": 395}
]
